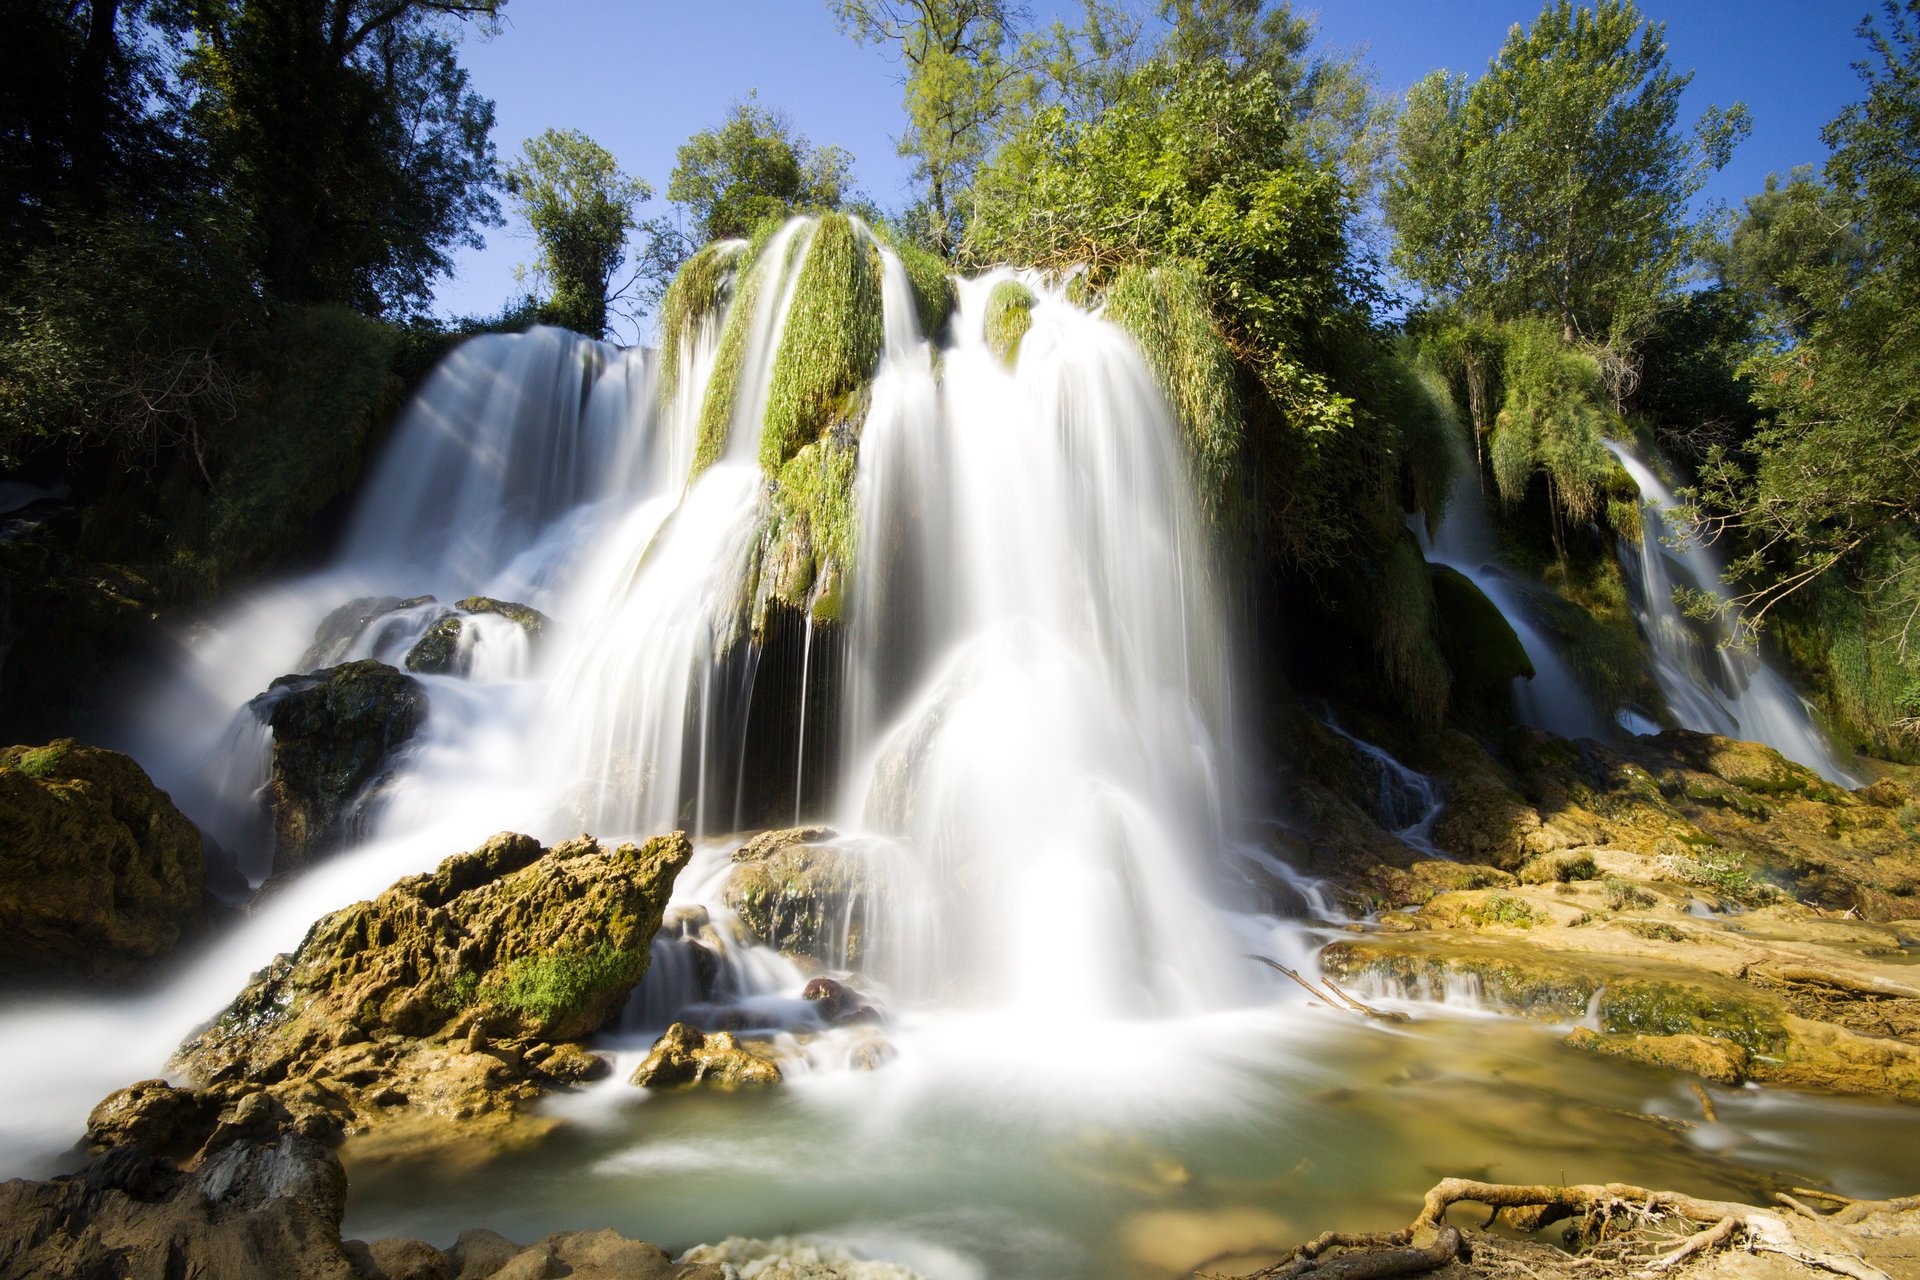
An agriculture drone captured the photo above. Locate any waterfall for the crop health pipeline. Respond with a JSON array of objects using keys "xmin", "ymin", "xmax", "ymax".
[
  {"xmin": 1416, "ymin": 420, "xmax": 1607, "ymax": 738},
  {"xmin": 0, "ymin": 220, "xmax": 1267, "ymax": 1168},
  {"xmin": 1605, "ymin": 439, "xmax": 1857, "ymax": 785}
]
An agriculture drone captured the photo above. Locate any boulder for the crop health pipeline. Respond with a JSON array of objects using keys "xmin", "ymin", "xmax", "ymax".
[
  {"xmin": 725, "ymin": 827, "xmax": 872, "ymax": 966},
  {"xmin": 0, "ymin": 739, "xmax": 206, "ymax": 984},
  {"xmin": 256, "ymin": 659, "xmax": 428, "ymax": 877},
  {"xmin": 404, "ymin": 597, "xmax": 551, "ymax": 677},
  {"xmin": 299, "ymin": 596, "xmax": 407, "ymax": 671},
  {"xmin": 0, "ymin": 1130, "xmax": 357, "ymax": 1280},
  {"xmin": 630, "ymin": 1022, "xmax": 783, "ymax": 1088},
  {"xmin": 162, "ymin": 831, "xmax": 690, "ymax": 1149}
]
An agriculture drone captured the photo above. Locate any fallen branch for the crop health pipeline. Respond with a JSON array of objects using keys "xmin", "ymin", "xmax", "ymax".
[
  {"xmin": 1639, "ymin": 1215, "xmax": 1736, "ymax": 1274},
  {"xmin": 1249, "ymin": 955, "xmax": 1411, "ymax": 1023}
]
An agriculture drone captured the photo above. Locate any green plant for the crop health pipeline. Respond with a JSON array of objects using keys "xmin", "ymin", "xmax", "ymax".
[
  {"xmin": 484, "ymin": 944, "xmax": 645, "ymax": 1024},
  {"xmin": 1461, "ymin": 893, "xmax": 1543, "ymax": 929},
  {"xmin": 759, "ymin": 213, "xmax": 884, "ymax": 474},
  {"xmin": 1603, "ymin": 876, "xmax": 1657, "ymax": 910},
  {"xmin": 983, "ymin": 279, "xmax": 1035, "ymax": 366}
]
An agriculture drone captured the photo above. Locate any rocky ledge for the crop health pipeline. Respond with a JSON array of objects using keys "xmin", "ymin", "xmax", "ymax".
[
  {"xmin": 1281, "ymin": 714, "xmax": 1920, "ymax": 1101},
  {"xmin": 94, "ymin": 829, "xmax": 691, "ymax": 1163}
]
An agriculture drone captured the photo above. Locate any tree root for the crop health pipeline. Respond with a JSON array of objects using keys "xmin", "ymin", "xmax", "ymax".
[{"xmin": 1212, "ymin": 1177, "xmax": 1915, "ymax": 1280}]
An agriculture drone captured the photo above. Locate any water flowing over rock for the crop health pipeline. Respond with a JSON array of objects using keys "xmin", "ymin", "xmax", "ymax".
[
  {"xmin": 723, "ymin": 826, "xmax": 871, "ymax": 966},
  {"xmin": 162, "ymin": 831, "xmax": 690, "ymax": 1148},
  {"xmin": 402, "ymin": 596, "xmax": 550, "ymax": 676},
  {"xmin": 1605, "ymin": 439, "xmax": 1859, "ymax": 785},
  {"xmin": 0, "ymin": 740, "xmax": 206, "ymax": 984},
  {"xmin": 256, "ymin": 659, "xmax": 428, "ymax": 877}
]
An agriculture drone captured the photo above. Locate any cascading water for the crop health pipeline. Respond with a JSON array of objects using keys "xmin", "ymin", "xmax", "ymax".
[
  {"xmin": 1605, "ymin": 439, "xmax": 1858, "ymax": 785},
  {"xmin": 3, "ymin": 218, "xmax": 1913, "ymax": 1278},
  {"xmin": 1416, "ymin": 420, "xmax": 1607, "ymax": 738},
  {"xmin": 1318, "ymin": 718, "xmax": 1444, "ymax": 854}
]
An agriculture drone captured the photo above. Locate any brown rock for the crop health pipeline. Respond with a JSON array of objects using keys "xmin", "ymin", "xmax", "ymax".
[
  {"xmin": 1564, "ymin": 1027, "xmax": 1751, "ymax": 1084},
  {"xmin": 367, "ymin": 1237, "xmax": 452, "ymax": 1280},
  {"xmin": 0, "ymin": 739, "xmax": 207, "ymax": 985},
  {"xmin": 630, "ymin": 1022, "xmax": 783, "ymax": 1088}
]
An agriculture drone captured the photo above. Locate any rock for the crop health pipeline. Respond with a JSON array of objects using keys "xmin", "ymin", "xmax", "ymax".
[
  {"xmin": 405, "ymin": 615, "xmax": 466, "ymax": 674},
  {"xmin": 802, "ymin": 976, "xmax": 858, "ymax": 1022},
  {"xmin": 86, "ymin": 1079, "xmax": 221, "ymax": 1159},
  {"xmin": 680, "ymin": 1236, "xmax": 924, "ymax": 1279},
  {"xmin": 630, "ymin": 1022, "xmax": 783, "ymax": 1088},
  {"xmin": 404, "ymin": 598, "xmax": 550, "ymax": 677},
  {"xmin": 170, "ymin": 830, "xmax": 692, "ymax": 1147},
  {"xmin": 449, "ymin": 1228, "xmax": 523, "ymax": 1279},
  {"xmin": 1564, "ymin": 1027, "xmax": 1751, "ymax": 1085},
  {"xmin": 0, "ymin": 1131, "xmax": 357, "ymax": 1280},
  {"xmin": 256, "ymin": 659, "xmax": 429, "ymax": 877},
  {"xmin": 725, "ymin": 827, "xmax": 871, "ymax": 966},
  {"xmin": 1429, "ymin": 565, "xmax": 1534, "ymax": 690},
  {"xmin": 366, "ymin": 1237, "xmax": 452, "ymax": 1280},
  {"xmin": 300, "ymin": 596, "xmax": 408, "ymax": 671},
  {"xmin": 0, "ymin": 739, "xmax": 206, "ymax": 984}
]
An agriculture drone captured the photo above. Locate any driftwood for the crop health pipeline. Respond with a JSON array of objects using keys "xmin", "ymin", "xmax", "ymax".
[
  {"xmin": 1207, "ymin": 1176, "xmax": 1913, "ymax": 1280},
  {"xmin": 1249, "ymin": 954, "xmax": 1411, "ymax": 1023}
]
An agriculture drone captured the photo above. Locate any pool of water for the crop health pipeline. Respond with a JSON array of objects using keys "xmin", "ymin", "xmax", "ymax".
[{"xmin": 341, "ymin": 1005, "xmax": 1920, "ymax": 1278}]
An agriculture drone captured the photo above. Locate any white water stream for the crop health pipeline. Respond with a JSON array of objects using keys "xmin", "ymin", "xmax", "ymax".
[
  {"xmin": 1605, "ymin": 440, "xmax": 1858, "ymax": 785},
  {"xmin": 0, "ymin": 223, "xmax": 1901, "ymax": 1276}
]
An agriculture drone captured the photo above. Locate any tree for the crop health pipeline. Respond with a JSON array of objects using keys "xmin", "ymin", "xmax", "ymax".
[
  {"xmin": 505, "ymin": 128, "xmax": 650, "ymax": 339},
  {"xmin": 667, "ymin": 95, "xmax": 857, "ymax": 246},
  {"xmin": 1385, "ymin": 0, "xmax": 1747, "ymax": 345},
  {"xmin": 175, "ymin": 0, "xmax": 504, "ymax": 315},
  {"xmin": 1689, "ymin": 2, "xmax": 1920, "ymax": 658},
  {"xmin": 831, "ymin": 0, "xmax": 1026, "ymax": 255}
]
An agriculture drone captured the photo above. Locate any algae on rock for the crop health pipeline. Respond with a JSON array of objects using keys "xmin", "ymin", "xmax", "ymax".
[
  {"xmin": 0, "ymin": 739, "xmax": 207, "ymax": 984},
  {"xmin": 984, "ymin": 278, "xmax": 1035, "ymax": 366},
  {"xmin": 1103, "ymin": 262, "xmax": 1243, "ymax": 530},
  {"xmin": 759, "ymin": 213, "xmax": 884, "ymax": 475}
]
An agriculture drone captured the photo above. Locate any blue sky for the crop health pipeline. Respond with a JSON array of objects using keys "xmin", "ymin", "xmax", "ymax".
[{"xmin": 432, "ymin": 0, "xmax": 1878, "ymax": 337}]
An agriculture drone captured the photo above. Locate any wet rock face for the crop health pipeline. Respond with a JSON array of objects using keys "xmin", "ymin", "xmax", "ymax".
[
  {"xmin": 0, "ymin": 1128, "xmax": 356, "ymax": 1280},
  {"xmin": 403, "ymin": 595, "xmax": 551, "ymax": 676},
  {"xmin": 0, "ymin": 739, "xmax": 206, "ymax": 985},
  {"xmin": 256, "ymin": 658, "xmax": 427, "ymax": 877},
  {"xmin": 724, "ymin": 826, "xmax": 872, "ymax": 966},
  {"xmin": 156, "ymin": 831, "xmax": 691, "ymax": 1149}
]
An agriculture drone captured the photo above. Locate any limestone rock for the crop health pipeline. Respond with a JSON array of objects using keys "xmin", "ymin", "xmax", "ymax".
[
  {"xmin": 630, "ymin": 1022, "xmax": 783, "ymax": 1088},
  {"xmin": 169, "ymin": 830, "xmax": 692, "ymax": 1146},
  {"xmin": 725, "ymin": 827, "xmax": 871, "ymax": 965},
  {"xmin": 1564, "ymin": 1027, "xmax": 1751, "ymax": 1084},
  {"xmin": 256, "ymin": 659, "xmax": 428, "ymax": 877},
  {"xmin": 0, "ymin": 1131, "xmax": 356, "ymax": 1280},
  {"xmin": 404, "ymin": 597, "xmax": 551, "ymax": 677},
  {"xmin": 0, "ymin": 739, "xmax": 206, "ymax": 984}
]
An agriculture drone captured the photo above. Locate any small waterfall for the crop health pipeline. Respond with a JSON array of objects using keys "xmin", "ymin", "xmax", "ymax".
[
  {"xmin": 1417, "ymin": 420, "xmax": 1606, "ymax": 738},
  {"xmin": 1605, "ymin": 440, "xmax": 1857, "ymax": 785},
  {"xmin": 1320, "ymin": 719, "xmax": 1444, "ymax": 853}
]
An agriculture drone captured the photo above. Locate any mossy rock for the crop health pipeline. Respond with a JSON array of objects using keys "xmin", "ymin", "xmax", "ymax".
[
  {"xmin": 876, "ymin": 230, "xmax": 955, "ymax": 340},
  {"xmin": 759, "ymin": 214, "xmax": 885, "ymax": 475},
  {"xmin": 1563, "ymin": 1027, "xmax": 1750, "ymax": 1084},
  {"xmin": 403, "ymin": 614, "xmax": 463, "ymax": 674},
  {"xmin": 984, "ymin": 279, "xmax": 1035, "ymax": 367},
  {"xmin": 1430, "ymin": 565, "xmax": 1534, "ymax": 689},
  {"xmin": 301, "ymin": 595, "xmax": 416, "ymax": 671},
  {"xmin": 657, "ymin": 240, "xmax": 746, "ymax": 403},
  {"xmin": 0, "ymin": 740, "xmax": 207, "ymax": 984},
  {"xmin": 174, "ymin": 830, "xmax": 694, "ymax": 1129},
  {"xmin": 457, "ymin": 595, "xmax": 550, "ymax": 639},
  {"xmin": 724, "ymin": 827, "xmax": 870, "ymax": 966},
  {"xmin": 257, "ymin": 659, "xmax": 428, "ymax": 877},
  {"xmin": 757, "ymin": 433, "xmax": 859, "ymax": 627}
]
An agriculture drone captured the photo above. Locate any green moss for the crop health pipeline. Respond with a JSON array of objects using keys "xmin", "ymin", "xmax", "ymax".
[
  {"xmin": 657, "ymin": 240, "xmax": 746, "ymax": 403},
  {"xmin": 871, "ymin": 225, "xmax": 955, "ymax": 339},
  {"xmin": 759, "ymin": 433, "xmax": 860, "ymax": 627},
  {"xmin": 484, "ymin": 943, "xmax": 646, "ymax": 1024},
  {"xmin": 1596, "ymin": 979, "xmax": 1786, "ymax": 1054},
  {"xmin": 1430, "ymin": 565, "xmax": 1534, "ymax": 690},
  {"xmin": 1360, "ymin": 532, "xmax": 1452, "ymax": 726},
  {"xmin": 9, "ymin": 743, "xmax": 69, "ymax": 778},
  {"xmin": 1103, "ymin": 262, "xmax": 1244, "ymax": 531},
  {"xmin": 983, "ymin": 279, "xmax": 1035, "ymax": 367},
  {"xmin": 1460, "ymin": 893, "xmax": 1544, "ymax": 928},
  {"xmin": 759, "ymin": 214, "xmax": 885, "ymax": 476},
  {"xmin": 691, "ymin": 220, "xmax": 787, "ymax": 480},
  {"xmin": 1387, "ymin": 354, "xmax": 1462, "ymax": 535},
  {"xmin": 1536, "ymin": 553, "xmax": 1663, "ymax": 719}
]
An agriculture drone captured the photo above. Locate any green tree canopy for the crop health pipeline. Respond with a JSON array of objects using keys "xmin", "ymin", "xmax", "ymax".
[
  {"xmin": 505, "ymin": 127, "xmax": 651, "ymax": 339},
  {"xmin": 1385, "ymin": 0, "xmax": 1746, "ymax": 345},
  {"xmin": 175, "ymin": 0, "xmax": 504, "ymax": 315},
  {"xmin": 1691, "ymin": 1, "xmax": 1920, "ymax": 653},
  {"xmin": 831, "ymin": 0, "xmax": 1026, "ymax": 255},
  {"xmin": 667, "ymin": 95, "xmax": 857, "ymax": 246}
]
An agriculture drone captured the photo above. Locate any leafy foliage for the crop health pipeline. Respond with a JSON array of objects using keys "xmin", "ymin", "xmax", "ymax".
[
  {"xmin": 505, "ymin": 128, "xmax": 651, "ymax": 339},
  {"xmin": 669, "ymin": 94, "xmax": 859, "ymax": 246}
]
